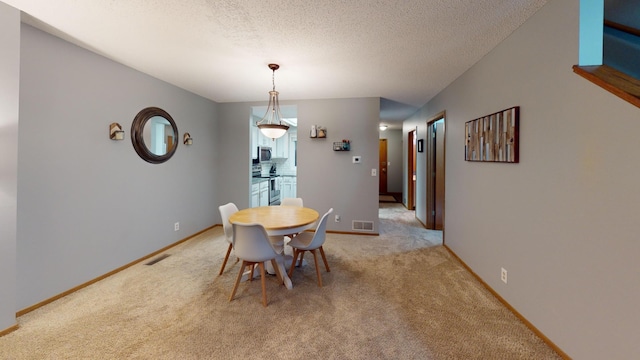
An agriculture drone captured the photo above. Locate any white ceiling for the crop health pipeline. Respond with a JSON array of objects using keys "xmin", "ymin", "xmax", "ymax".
[{"xmin": 4, "ymin": 0, "xmax": 547, "ymax": 128}]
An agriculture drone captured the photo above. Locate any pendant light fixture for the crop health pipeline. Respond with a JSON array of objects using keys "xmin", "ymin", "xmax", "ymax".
[{"xmin": 256, "ymin": 63, "xmax": 289, "ymax": 140}]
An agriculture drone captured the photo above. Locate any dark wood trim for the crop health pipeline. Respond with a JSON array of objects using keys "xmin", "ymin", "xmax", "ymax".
[
  {"xmin": 573, "ymin": 64, "xmax": 640, "ymax": 109},
  {"xmin": 407, "ymin": 129, "xmax": 417, "ymax": 210},
  {"xmin": 16, "ymin": 225, "xmax": 218, "ymax": 317},
  {"xmin": 0, "ymin": 323, "xmax": 19, "ymax": 337},
  {"xmin": 443, "ymin": 245, "xmax": 570, "ymax": 360},
  {"xmin": 426, "ymin": 111, "xmax": 446, "ymax": 231},
  {"xmin": 605, "ymin": 20, "xmax": 640, "ymax": 38}
]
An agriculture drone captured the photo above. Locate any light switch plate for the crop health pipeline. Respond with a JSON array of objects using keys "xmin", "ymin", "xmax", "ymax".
[{"xmin": 352, "ymin": 156, "xmax": 361, "ymax": 164}]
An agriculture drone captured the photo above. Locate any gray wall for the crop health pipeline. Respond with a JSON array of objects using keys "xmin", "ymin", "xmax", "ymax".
[
  {"xmin": 218, "ymin": 98, "xmax": 380, "ymax": 233},
  {"xmin": 16, "ymin": 25, "xmax": 219, "ymax": 310},
  {"xmin": 405, "ymin": 0, "xmax": 639, "ymax": 358},
  {"xmin": 215, "ymin": 102, "xmax": 254, "ymax": 210},
  {"xmin": 2, "ymin": 20, "xmax": 381, "ymax": 320},
  {"xmin": 379, "ymin": 129, "xmax": 403, "ymax": 193},
  {"xmin": 0, "ymin": 2, "xmax": 19, "ymax": 331}
]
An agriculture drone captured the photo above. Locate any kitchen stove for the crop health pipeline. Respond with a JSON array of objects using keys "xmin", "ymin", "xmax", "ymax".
[
  {"xmin": 252, "ymin": 165, "xmax": 280, "ymax": 205},
  {"xmin": 268, "ymin": 164, "xmax": 280, "ymax": 205}
]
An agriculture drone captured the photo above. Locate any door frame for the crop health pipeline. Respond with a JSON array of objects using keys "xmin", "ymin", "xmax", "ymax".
[
  {"xmin": 425, "ymin": 111, "xmax": 446, "ymax": 233},
  {"xmin": 407, "ymin": 129, "xmax": 417, "ymax": 210}
]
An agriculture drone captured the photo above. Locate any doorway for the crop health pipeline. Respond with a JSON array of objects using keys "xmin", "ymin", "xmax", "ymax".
[
  {"xmin": 407, "ymin": 129, "xmax": 417, "ymax": 210},
  {"xmin": 379, "ymin": 139, "xmax": 388, "ymax": 194},
  {"xmin": 425, "ymin": 113, "xmax": 445, "ymax": 230}
]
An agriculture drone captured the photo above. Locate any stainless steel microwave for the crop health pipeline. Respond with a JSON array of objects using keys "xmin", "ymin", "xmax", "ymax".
[{"xmin": 258, "ymin": 146, "xmax": 272, "ymax": 163}]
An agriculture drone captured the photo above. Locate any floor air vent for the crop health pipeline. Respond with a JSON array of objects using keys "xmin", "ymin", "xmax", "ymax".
[
  {"xmin": 145, "ymin": 254, "xmax": 171, "ymax": 265},
  {"xmin": 352, "ymin": 221, "xmax": 374, "ymax": 232}
]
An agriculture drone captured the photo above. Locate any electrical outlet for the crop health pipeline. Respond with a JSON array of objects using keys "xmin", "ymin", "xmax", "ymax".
[
  {"xmin": 335, "ymin": 215, "xmax": 341, "ymax": 223},
  {"xmin": 501, "ymin": 267, "xmax": 508, "ymax": 284},
  {"xmin": 174, "ymin": 222, "xmax": 180, "ymax": 231}
]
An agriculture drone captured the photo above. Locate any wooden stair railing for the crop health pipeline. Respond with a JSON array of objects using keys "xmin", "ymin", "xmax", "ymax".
[
  {"xmin": 573, "ymin": 64, "xmax": 640, "ymax": 109},
  {"xmin": 575, "ymin": 20, "xmax": 640, "ymax": 108}
]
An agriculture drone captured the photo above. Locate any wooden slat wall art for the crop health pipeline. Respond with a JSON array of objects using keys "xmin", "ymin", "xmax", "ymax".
[{"xmin": 465, "ymin": 106, "xmax": 519, "ymax": 163}]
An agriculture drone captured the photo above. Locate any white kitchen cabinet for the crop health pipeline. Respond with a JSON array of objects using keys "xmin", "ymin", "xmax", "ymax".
[
  {"xmin": 252, "ymin": 122, "xmax": 272, "ymax": 148},
  {"xmin": 281, "ymin": 176, "xmax": 296, "ymax": 200},
  {"xmin": 281, "ymin": 177, "xmax": 290, "ymax": 199},
  {"xmin": 251, "ymin": 183, "xmax": 260, "ymax": 208},
  {"xmin": 274, "ymin": 132, "xmax": 288, "ymax": 158},
  {"xmin": 261, "ymin": 135, "xmax": 272, "ymax": 147},
  {"xmin": 251, "ymin": 180, "xmax": 269, "ymax": 207},
  {"xmin": 251, "ymin": 124, "xmax": 258, "ymax": 159},
  {"xmin": 289, "ymin": 134, "xmax": 297, "ymax": 165},
  {"xmin": 292, "ymin": 177, "xmax": 297, "ymax": 198},
  {"xmin": 259, "ymin": 180, "xmax": 269, "ymax": 206},
  {"xmin": 259, "ymin": 130, "xmax": 272, "ymax": 147}
]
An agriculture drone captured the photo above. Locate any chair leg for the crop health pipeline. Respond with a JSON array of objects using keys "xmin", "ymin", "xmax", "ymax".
[
  {"xmin": 259, "ymin": 262, "xmax": 268, "ymax": 307},
  {"xmin": 319, "ymin": 246, "xmax": 331, "ymax": 272},
  {"xmin": 311, "ymin": 249, "xmax": 323, "ymax": 287},
  {"xmin": 219, "ymin": 243, "xmax": 233, "ymax": 275},
  {"xmin": 229, "ymin": 261, "xmax": 247, "ymax": 302},
  {"xmin": 249, "ymin": 263, "xmax": 255, "ymax": 281},
  {"xmin": 297, "ymin": 250, "xmax": 306, "ymax": 267}
]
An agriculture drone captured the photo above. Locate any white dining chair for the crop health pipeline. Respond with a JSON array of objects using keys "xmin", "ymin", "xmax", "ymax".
[
  {"xmin": 288, "ymin": 208, "xmax": 333, "ymax": 287},
  {"xmin": 280, "ymin": 197, "xmax": 304, "ymax": 240},
  {"xmin": 218, "ymin": 202, "xmax": 239, "ymax": 275},
  {"xmin": 280, "ymin": 197, "xmax": 303, "ymax": 207},
  {"xmin": 229, "ymin": 223, "xmax": 284, "ymax": 307}
]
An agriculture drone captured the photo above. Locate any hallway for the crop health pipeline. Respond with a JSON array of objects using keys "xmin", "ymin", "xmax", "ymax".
[{"xmin": 378, "ymin": 202, "xmax": 442, "ymax": 246}]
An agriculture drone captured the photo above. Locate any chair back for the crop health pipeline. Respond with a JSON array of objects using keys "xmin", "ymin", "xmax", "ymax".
[
  {"xmin": 307, "ymin": 208, "xmax": 333, "ymax": 249},
  {"xmin": 232, "ymin": 223, "xmax": 279, "ymax": 262},
  {"xmin": 218, "ymin": 202, "xmax": 239, "ymax": 243},
  {"xmin": 280, "ymin": 197, "xmax": 303, "ymax": 207}
]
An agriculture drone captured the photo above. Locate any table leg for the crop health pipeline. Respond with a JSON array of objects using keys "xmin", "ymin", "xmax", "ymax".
[
  {"xmin": 274, "ymin": 254, "xmax": 293, "ymax": 289},
  {"xmin": 240, "ymin": 265, "xmax": 259, "ymax": 282}
]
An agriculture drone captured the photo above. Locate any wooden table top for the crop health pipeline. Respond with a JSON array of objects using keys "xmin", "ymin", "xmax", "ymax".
[{"xmin": 228, "ymin": 206, "xmax": 319, "ymax": 231}]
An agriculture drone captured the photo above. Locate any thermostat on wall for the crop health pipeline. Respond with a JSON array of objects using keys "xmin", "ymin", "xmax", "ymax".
[{"xmin": 352, "ymin": 156, "xmax": 361, "ymax": 164}]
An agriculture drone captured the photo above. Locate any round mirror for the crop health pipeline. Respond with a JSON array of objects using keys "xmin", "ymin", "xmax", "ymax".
[{"xmin": 131, "ymin": 107, "xmax": 179, "ymax": 164}]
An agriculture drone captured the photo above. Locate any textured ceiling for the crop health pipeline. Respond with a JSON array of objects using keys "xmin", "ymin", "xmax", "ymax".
[{"xmin": 4, "ymin": 0, "xmax": 548, "ymax": 126}]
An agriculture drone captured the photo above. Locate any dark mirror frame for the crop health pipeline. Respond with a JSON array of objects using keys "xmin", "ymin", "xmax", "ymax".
[{"xmin": 131, "ymin": 107, "xmax": 179, "ymax": 164}]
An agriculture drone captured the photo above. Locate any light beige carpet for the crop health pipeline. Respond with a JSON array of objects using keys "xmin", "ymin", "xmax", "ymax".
[{"xmin": 0, "ymin": 203, "xmax": 561, "ymax": 359}]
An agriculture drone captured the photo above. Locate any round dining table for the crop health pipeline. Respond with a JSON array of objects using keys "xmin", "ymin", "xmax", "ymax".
[{"xmin": 228, "ymin": 205, "xmax": 319, "ymax": 289}]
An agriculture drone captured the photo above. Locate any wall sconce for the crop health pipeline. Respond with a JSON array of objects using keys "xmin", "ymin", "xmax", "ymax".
[
  {"xmin": 183, "ymin": 132, "xmax": 193, "ymax": 145},
  {"xmin": 109, "ymin": 122, "xmax": 125, "ymax": 140}
]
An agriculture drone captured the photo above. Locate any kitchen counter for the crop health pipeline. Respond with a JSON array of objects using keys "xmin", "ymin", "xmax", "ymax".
[{"xmin": 252, "ymin": 177, "xmax": 269, "ymax": 185}]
